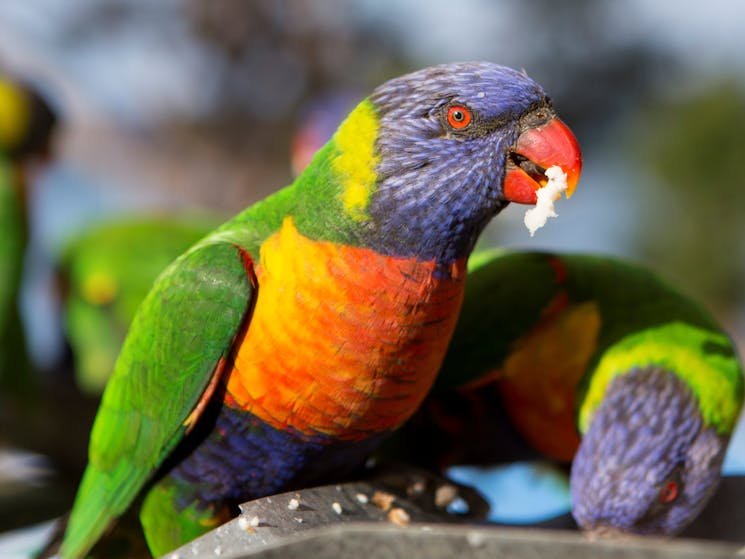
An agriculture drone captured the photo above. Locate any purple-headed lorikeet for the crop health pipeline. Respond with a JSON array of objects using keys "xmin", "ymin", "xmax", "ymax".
[
  {"xmin": 47, "ymin": 62, "xmax": 582, "ymax": 558},
  {"xmin": 405, "ymin": 251, "xmax": 743, "ymax": 537}
]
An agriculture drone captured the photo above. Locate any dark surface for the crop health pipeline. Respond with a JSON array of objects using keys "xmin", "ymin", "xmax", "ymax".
[
  {"xmin": 166, "ymin": 521, "xmax": 741, "ymax": 559},
  {"xmin": 167, "ymin": 464, "xmax": 490, "ymax": 557},
  {"xmin": 166, "ymin": 469, "xmax": 745, "ymax": 559}
]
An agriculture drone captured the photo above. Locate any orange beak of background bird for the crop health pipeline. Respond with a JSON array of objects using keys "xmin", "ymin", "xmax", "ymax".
[{"xmin": 503, "ymin": 118, "xmax": 582, "ymax": 205}]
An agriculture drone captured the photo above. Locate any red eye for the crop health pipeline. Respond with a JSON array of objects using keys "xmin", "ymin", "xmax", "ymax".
[
  {"xmin": 447, "ymin": 105, "xmax": 472, "ymax": 129},
  {"xmin": 659, "ymin": 480, "xmax": 679, "ymax": 504}
]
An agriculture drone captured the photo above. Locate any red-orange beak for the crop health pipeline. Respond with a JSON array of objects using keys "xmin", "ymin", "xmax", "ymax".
[{"xmin": 503, "ymin": 118, "xmax": 582, "ymax": 205}]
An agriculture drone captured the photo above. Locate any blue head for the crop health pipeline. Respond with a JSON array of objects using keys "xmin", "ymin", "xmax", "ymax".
[
  {"xmin": 571, "ymin": 367, "xmax": 728, "ymax": 537},
  {"xmin": 361, "ymin": 62, "xmax": 581, "ymax": 264}
]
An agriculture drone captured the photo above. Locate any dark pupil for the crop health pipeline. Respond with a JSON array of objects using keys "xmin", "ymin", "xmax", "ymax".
[
  {"xmin": 661, "ymin": 482, "xmax": 676, "ymax": 502},
  {"xmin": 452, "ymin": 110, "xmax": 464, "ymax": 121}
]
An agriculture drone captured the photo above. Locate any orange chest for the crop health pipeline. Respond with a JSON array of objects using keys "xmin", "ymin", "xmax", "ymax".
[{"xmin": 225, "ymin": 219, "xmax": 467, "ymax": 441}]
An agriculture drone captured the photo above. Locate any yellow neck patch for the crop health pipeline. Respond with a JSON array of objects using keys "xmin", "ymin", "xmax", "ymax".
[
  {"xmin": 579, "ymin": 322, "xmax": 743, "ymax": 435},
  {"xmin": 0, "ymin": 80, "xmax": 30, "ymax": 152},
  {"xmin": 331, "ymin": 99, "xmax": 379, "ymax": 221}
]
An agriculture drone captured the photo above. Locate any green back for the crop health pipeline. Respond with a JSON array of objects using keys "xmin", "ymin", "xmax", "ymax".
[{"xmin": 438, "ymin": 251, "xmax": 559, "ymax": 389}]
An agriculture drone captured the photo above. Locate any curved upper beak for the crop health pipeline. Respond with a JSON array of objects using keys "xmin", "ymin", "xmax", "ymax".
[{"xmin": 503, "ymin": 117, "xmax": 582, "ymax": 205}]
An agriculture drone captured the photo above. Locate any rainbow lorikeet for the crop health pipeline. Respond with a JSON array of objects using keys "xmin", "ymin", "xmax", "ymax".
[
  {"xmin": 407, "ymin": 251, "xmax": 743, "ymax": 536},
  {"xmin": 57, "ymin": 216, "xmax": 219, "ymax": 395},
  {"xmin": 0, "ymin": 76, "xmax": 57, "ymax": 394},
  {"xmin": 46, "ymin": 62, "xmax": 581, "ymax": 559}
]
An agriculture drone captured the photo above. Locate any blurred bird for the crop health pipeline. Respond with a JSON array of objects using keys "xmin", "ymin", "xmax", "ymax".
[
  {"xmin": 290, "ymin": 90, "xmax": 360, "ymax": 176},
  {"xmin": 56, "ymin": 216, "xmax": 219, "ymax": 395},
  {"xmin": 0, "ymin": 75, "xmax": 58, "ymax": 397},
  {"xmin": 41, "ymin": 62, "xmax": 581, "ymax": 558},
  {"xmin": 405, "ymin": 251, "xmax": 743, "ymax": 537}
]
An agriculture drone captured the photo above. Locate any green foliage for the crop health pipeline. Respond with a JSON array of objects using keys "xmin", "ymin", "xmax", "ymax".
[{"xmin": 630, "ymin": 79, "xmax": 745, "ymax": 311}]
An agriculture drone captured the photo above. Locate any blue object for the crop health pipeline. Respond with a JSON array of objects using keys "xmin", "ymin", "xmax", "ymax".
[{"xmin": 446, "ymin": 461, "xmax": 571, "ymax": 524}]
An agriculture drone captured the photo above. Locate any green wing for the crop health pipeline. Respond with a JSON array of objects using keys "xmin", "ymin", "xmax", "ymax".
[{"xmin": 60, "ymin": 239, "xmax": 255, "ymax": 559}]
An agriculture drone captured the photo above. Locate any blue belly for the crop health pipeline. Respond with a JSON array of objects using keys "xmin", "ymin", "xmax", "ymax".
[{"xmin": 163, "ymin": 402, "xmax": 386, "ymax": 511}]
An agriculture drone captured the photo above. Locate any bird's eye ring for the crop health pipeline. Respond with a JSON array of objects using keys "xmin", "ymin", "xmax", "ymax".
[
  {"xmin": 658, "ymin": 480, "xmax": 679, "ymax": 504},
  {"xmin": 447, "ymin": 105, "xmax": 473, "ymax": 130}
]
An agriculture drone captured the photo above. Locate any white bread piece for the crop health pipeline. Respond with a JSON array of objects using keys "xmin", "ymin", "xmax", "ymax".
[{"xmin": 523, "ymin": 165, "xmax": 568, "ymax": 236}]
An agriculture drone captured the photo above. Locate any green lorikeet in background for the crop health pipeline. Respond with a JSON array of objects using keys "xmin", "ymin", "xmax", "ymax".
[
  {"xmin": 0, "ymin": 75, "xmax": 57, "ymax": 395},
  {"xmin": 403, "ymin": 251, "xmax": 743, "ymax": 536},
  {"xmin": 57, "ymin": 216, "xmax": 219, "ymax": 395},
  {"xmin": 43, "ymin": 62, "xmax": 582, "ymax": 559}
]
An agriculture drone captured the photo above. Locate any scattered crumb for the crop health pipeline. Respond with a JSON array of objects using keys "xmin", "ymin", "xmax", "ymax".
[
  {"xmin": 295, "ymin": 517, "xmax": 304, "ymax": 523},
  {"xmin": 332, "ymin": 501, "xmax": 343, "ymax": 515},
  {"xmin": 238, "ymin": 514, "xmax": 259, "ymax": 533},
  {"xmin": 288, "ymin": 498, "xmax": 300, "ymax": 511},
  {"xmin": 406, "ymin": 479, "xmax": 426, "ymax": 497},
  {"xmin": 214, "ymin": 545, "xmax": 223, "ymax": 556},
  {"xmin": 371, "ymin": 490, "xmax": 396, "ymax": 512},
  {"xmin": 523, "ymin": 165, "xmax": 569, "ymax": 236},
  {"xmin": 466, "ymin": 531, "xmax": 485, "ymax": 548},
  {"xmin": 387, "ymin": 507, "xmax": 411, "ymax": 527},
  {"xmin": 355, "ymin": 492, "xmax": 369, "ymax": 504},
  {"xmin": 434, "ymin": 484, "xmax": 458, "ymax": 508}
]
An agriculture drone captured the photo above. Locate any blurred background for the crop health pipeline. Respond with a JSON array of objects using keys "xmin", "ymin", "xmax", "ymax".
[{"xmin": 1, "ymin": 0, "xmax": 745, "ymax": 552}]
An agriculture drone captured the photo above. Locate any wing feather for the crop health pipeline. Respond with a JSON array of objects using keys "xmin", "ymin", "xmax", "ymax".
[{"xmin": 60, "ymin": 241, "xmax": 255, "ymax": 559}]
